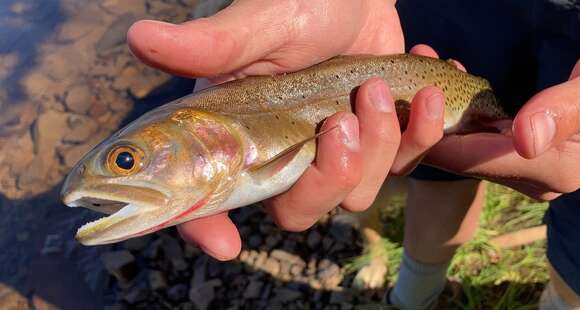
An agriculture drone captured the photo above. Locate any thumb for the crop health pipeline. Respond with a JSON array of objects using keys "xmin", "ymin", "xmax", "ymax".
[
  {"xmin": 512, "ymin": 59, "xmax": 580, "ymax": 158},
  {"xmin": 127, "ymin": 0, "xmax": 292, "ymax": 77}
]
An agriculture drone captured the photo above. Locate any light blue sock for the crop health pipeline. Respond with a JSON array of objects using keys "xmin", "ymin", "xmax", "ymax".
[{"xmin": 389, "ymin": 251, "xmax": 450, "ymax": 310}]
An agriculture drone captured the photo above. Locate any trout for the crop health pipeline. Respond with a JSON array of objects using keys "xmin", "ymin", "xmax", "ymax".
[{"xmin": 61, "ymin": 54, "xmax": 507, "ymax": 245}]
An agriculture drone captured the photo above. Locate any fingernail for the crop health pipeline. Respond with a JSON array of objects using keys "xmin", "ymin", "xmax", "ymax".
[
  {"xmin": 368, "ymin": 80, "xmax": 393, "ymax": 112},
  {"xmin": 339, "ymin": 115, "xmax": 360, "ymax": 151},
  {"xmin": 530, "ymin": 111, "xmax": 556, "ymax": 156},
  {"xmin": 425, "ymin": 92, "xmax": 444, "ymax": 119}
]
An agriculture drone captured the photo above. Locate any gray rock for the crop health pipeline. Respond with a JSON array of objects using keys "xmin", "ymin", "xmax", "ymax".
[
  {"xmin": 148, "ymin": 270, "xmax": 167, "ymax": 291},
  {"xmin": 329, "ymin": 290, "xmax": 354, "ymax": 304},
  {"xmin": 272, "ymin": 287, "xmax": 302, "ymax": 304},
  {"xmin": 167, "ymin": 284, "xmax": 188, "ymax": 302},
  {"xmin": 264, "ymin": 233, "xmax": 282, "ymax": 249},
  {"xmin": 190, "ymin": 256, "xmax": 207, "ymax": 288},
  {"xmin": 329, "ymin": 214, "xmax": 358, "ymax": 242},
  {"xmin": 243, "ymin": 280, "xmax": 264, "ymax": 299},
  {"xmin": 247, "ymin": 234, "xmax": 262, "ymax": 248},
  {"xmin": 306, "ymin": 229, "xmax": 322, "ymax": 249},
  {"xmin": 101, "ymin": 250, "xmax": 137, "ymax": 283},
  {"xmin": 188, "ymin": 279, "xmax": 222, "ymax": 310},
  {"xmin": 123, "ymin": 286, "xmax": 148, "ymax": 304},
  {"xmin": 123, "ymin": 235, "xmax": 152, "ymax": 251}
]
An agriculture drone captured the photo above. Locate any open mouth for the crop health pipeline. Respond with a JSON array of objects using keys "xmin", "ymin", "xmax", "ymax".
[{"xmin": 63, "ymin": 194, "xmax": 145, "ymax": 243}]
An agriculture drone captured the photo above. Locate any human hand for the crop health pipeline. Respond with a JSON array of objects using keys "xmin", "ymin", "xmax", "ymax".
[
  {"xmin": 424, "ymin": 58, "xmax": 580, "ymax": 200},
  {"xmin": 127, "ymin": 0, "xmax": 445, "ymax": 260}
]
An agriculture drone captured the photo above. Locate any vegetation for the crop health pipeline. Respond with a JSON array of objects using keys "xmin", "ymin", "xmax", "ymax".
[{"xmin": 346, "ymin": 182, "xmax": 549, "ymax": 309}]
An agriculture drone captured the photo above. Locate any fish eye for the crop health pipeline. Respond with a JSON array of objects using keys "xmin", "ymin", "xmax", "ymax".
[{"xmin": 107, "ymin": 146, "xmax": 144, "ymax": 175}]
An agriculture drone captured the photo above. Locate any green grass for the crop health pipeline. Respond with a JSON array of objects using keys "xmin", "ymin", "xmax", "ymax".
[{"xmin": 345, "ymin": 182, "xmax": 550, "ymax": 309}]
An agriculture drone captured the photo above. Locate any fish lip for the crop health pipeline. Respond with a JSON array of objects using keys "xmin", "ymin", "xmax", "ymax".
[{"xmin": 62, "ymin": 185, "xmax": 169, "ymax": 245}]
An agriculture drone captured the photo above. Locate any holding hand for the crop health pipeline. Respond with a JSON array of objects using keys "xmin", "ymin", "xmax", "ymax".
[
  {"xmin": 425, "ymin": 58, "xmax": 580, "ymax": 200},
  {"xmin": 127, "ymin": 0, "xmax": 446, "ymax": 260}
]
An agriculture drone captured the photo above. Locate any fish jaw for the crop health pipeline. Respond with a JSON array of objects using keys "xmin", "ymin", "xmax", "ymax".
[{"xmin": 62, "ymin": 184, "xmax": 186, "ymax": 245}]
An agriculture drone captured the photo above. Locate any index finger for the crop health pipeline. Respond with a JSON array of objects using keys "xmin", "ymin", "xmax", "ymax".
[{"xmin": 127, "ymin": 0, "xmax": 292, "ymax": 77}]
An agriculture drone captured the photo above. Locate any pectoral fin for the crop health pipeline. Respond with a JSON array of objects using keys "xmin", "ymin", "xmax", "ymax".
[{"xmin": 248, "ymin": 126, "xmax": 338, "ymax": 183}]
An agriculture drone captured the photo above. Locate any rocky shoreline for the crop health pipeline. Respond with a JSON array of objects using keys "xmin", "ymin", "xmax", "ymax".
[{"xmin": 103, "ymin": 207, "xmax": 390, "ymax": 310}]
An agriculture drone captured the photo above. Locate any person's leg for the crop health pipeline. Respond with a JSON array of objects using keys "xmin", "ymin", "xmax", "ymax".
[
  {"xmin": 390, "ymin": 175, "xmax": 485, "ymax": 309},
  {"xmin": 540, "ymin": 192, "xmax": 580, "ymax": 310}
]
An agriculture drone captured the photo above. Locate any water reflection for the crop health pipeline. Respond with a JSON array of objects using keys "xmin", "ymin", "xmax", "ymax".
[{"xmin": 0, "ymin": 0, "xmax": 193, "ymax": 308}]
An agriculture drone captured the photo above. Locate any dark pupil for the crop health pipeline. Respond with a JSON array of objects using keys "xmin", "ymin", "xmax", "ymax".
[{"xmin": 115, "ymin": 152, "xmax": 134, "ymax": 170}]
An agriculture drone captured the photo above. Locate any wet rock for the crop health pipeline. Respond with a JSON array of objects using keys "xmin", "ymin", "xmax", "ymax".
[
  {"xmin": 264, "ymin": 234, "xmax": 282, "ymax": 249},
  {"xmin": 290, "ymin": 264, "xmax": 304, "ymax": 276},
  {"xmin": 261, "ymin": 257, "xmax": 281, "ymax": 276},
  {"xmin": 19, "ymin": 110, "xmax": 68, "ymax": 187},
  {"xmin": 123, "ymin": 235, "xmax": 152, "ymax": 251},
  {"xmin": 184, "ymin": 243, "xmax": 200, "ymax": 259},
  {"xmin": 329, "ymin": 289, "xmax": 354, "ymax": 304},
  {"xmin": 254, "ymin": 251, "xmax": 268, "ymax": 269},
  {"xmin": 65, "ymin": 84, "xmax": 93, "ymax": 114},
  {"xmin": 160, "ymin": 236, "xmax": 188, "ymax": 272},
  {"xmin": 145, "ymin": 238, "xmax": 164, "ymax": 260},
  {"xmin": 123, "ymin": 286, "xmax": 148, "ymax": 304},
  {"xmin": 317, "ymin": 259, "xmax": 343, "ymax": 289},
  {"xmin": 96, "ymin": 13, "xmax": 137, "ymax": 54},
  {"xmin": 272, "ymin": 287, "xmax": 302, "ymax": 304},
  {"xmin": 243, "ymin": 280, "xmax": 264, "ymax": 299},
  {"xmin": 103, "ymin": 303, "xmax": 126, "ymax": 310},
  {"xmin": 101, "ymin": 250, "xmax": 137, "ymax": 283},
  {"xmin": 148, "ymin": 270, "xmax": 167, "ymax": 291},
  {"xmin": 188, "ymin": 279, "xmax": 222, "ymax": 310},
  {"xmin": 63, "ymin": 114, "xmax": 98, "ymax": 143},
  {"xmin": 190, "ymin": 256, "xmax": 207, "ymax": 288},
  {"xmin": 167, "ymin": 284, "xmax": 188, "ymax": 302},
  {"xmin": 58, "ymin": 19, "xmax": 96, "ymax": 41},
  {"xmin": 41, "ymin": 234, "xmax": 62, "ymax": 255},
  {"xmin": 270, "ymin": 249, "xmax": 304, "ymax": 266},
  {"xmin": 329, "ymin": 214, "xmax": 358, "ymax": 242},
  {"xmin": 306, "ymin": 229, "xmax": 322, "ymax": 249},
  {"xmin": 60, "ymin": 143, "xmax": 92, "ymax": 169},
  {"xmin": 0, "ymin": 284, "xmax": 30, "ymax": 310},
  {"xmin": 247, "ymin": 234, "xmax": 262, "ymax": 248}
]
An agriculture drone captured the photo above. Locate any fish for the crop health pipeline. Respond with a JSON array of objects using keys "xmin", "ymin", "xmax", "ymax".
[{"xmin": 60, "ymin": 54, "xmax": 508, "ymax": 245}]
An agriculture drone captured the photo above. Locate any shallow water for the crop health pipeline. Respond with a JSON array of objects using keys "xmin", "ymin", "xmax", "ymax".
[{"xmin": 0, "ymin": 1, "xmax": 194, "ymax": 308}]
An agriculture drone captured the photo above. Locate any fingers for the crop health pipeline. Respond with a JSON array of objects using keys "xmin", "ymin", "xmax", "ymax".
[
  {"xmin": 423, "ymin": 132, "xmax": 577, "ymax": 196},
  {"xmin": 513, "ymin": 59, "xmax": 580, "ymax": 158},
  {"xmin": 127, "ymin": 0, "xmax": 293, "ymax": 77},
  {"xmin": 177, "ymin": 213, "xmax": 241, "ymax": 261},
  {"xmin": 341, "ymin": 78, "xmax": 402, "ymax": 211},
  {"xmin": 391, "ymin": 86, "xmax": 445, "ymax": 175},
  {"xmin": 409, "ymin": 44, "xmax": 467, "ymax": 72},
  {"xmin": 264, "ymin": 113, "xmax": 363, "ymax": 231},
  {"xmin": 409, "ymin": 44, "xmax": 439, "ymax": 58}
]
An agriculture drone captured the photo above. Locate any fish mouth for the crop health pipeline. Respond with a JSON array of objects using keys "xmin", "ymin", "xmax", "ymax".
[{"xmin": 62, "ymin": 185, "xmax": 168, "ymax": 245}]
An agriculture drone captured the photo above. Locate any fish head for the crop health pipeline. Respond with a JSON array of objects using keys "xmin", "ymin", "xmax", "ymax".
[{"xmin": 61, "ymin": 107, "xmax": 243, "ymax": 245}]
